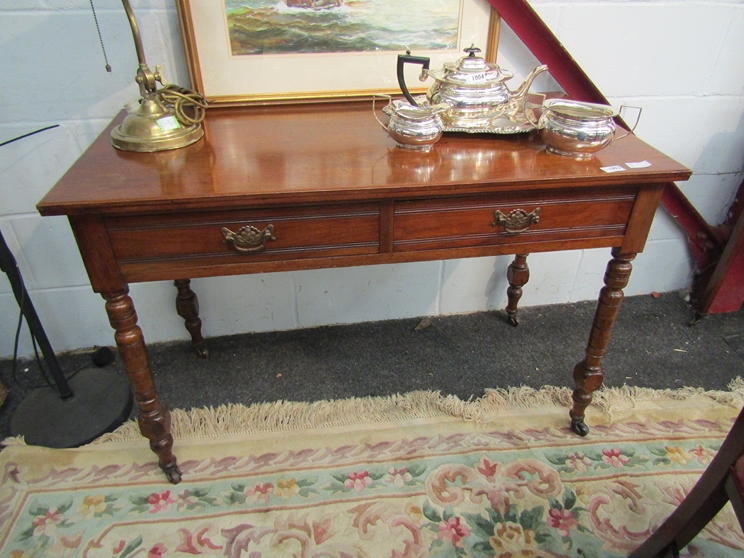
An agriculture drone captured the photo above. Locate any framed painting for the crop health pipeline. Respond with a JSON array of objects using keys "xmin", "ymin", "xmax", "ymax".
[{"xmin": 176, "ymin": 0, "xmax": 499, "ymax": 106}]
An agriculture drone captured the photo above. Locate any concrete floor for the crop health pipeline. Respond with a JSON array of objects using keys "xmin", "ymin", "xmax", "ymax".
[{"xmin": 1, "ymin": 291, "xmax": 743, "ymax": 443}]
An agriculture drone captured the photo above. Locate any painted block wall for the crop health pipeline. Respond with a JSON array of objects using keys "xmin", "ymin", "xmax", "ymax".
[{"xmin": 1, "ymin": 0, "xmax": 743, "ymax": 359}]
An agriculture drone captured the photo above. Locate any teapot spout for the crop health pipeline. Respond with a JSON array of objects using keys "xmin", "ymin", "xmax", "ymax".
[{"xmin": 510, "ymin": 64, "xmax": 549, "ymax": 102}]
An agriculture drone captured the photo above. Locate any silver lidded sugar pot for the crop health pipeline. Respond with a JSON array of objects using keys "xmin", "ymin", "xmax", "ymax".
[
  {"xmin": 397, "ymin": 46, "xmax": 548, "ymax": 131},
  {"xmin": 528, "ymin": 99, "xmax": 641, "ymax": 159},
  {"xmin": 373, "ymin": 95, "xmax": 449, "ymax": 152}
]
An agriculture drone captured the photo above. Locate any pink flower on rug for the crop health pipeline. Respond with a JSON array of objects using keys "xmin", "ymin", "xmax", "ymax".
[
  {"xmin": 437, "ymin": 516, "xmax": 470, "ymax": 548},
  {"xmin": 244, "ymin": 482, "xmax": 274, "ymax": 503},
  {"xmin": 384, "ymin": 467, "xmax": 412, "ymax": 488},
  {"xmin": 345, "ymin": 471, "xmax": 372, "ymax": 492},
  {"xmin": 148, "ymin": 543, "xmax": 167, "ymax": 557},
  {"xmin": 565, "ymin": 452, "xmax": 593, "ymax": 473},
  {"xmin": 689, "ymin": 444, "xmax": 715, "ymax": 464},
  {"xmin": 276, "ymin": 478, "xmax": 300, "ymax": 499},
  {"xmin": 32, "ymin": 507, "xmax": 65, "ymax": 536},
  {"xmin": 602, "ymin": 448, "xmax": 630, "ymax": 468},
  {"xmin": 148, "ymin": 490, "xmax": 177, "ymax": 513},
  {"xmin": 548, "ymin": 508, "xmax": 579, "ymax": 537}
]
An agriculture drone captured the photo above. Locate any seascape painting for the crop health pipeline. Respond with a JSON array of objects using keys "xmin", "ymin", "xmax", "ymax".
[{"xmin": 225, "ymin": 0, "xmax": 463, "ymax": 56}]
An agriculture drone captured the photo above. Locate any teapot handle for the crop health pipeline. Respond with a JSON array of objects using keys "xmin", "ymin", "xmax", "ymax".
[{"xmin": 397, "ymin": 51, "xmax": 430, "ymax": 106}]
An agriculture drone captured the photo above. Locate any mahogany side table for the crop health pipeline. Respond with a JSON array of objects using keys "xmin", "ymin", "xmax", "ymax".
[{"xmin": 37, "ymin": 102, "xmax": 691, "ymax": 483}]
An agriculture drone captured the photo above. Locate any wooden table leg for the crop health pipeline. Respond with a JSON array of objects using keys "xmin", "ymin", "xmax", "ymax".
[
  {"xmin": 174, "ymin": 278, "xmax": 209, "ymax": 358},
  {"xmin": 505, "ymin": 254, "xmax": 529, "ymax": 326},
  {"xmin": 103, "ymin": 289, "xmax": 182, "ymax": 484},
  {"xmin": 570, "ymin": 248, "xmax": 635, "ymax": 436}
]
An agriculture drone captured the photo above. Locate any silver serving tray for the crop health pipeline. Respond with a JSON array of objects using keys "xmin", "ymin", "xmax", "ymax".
[
  {"xmin": 400, "ymin": 95, "xmax": 539, "ymax": 135},
  {"xmin": 441, "ymin": 119, "xmax": 535, "ymax": 135}
]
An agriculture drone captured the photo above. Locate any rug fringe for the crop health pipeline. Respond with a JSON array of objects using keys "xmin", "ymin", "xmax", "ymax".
[{"xmin": 81, "ymin": 379, "xmax": 744, "ymax": 444}]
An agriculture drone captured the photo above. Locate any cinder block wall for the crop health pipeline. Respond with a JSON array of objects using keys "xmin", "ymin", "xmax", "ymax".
[{"xmin": 2, "ymin": 0, "xmax": 743, "ymax": 358}]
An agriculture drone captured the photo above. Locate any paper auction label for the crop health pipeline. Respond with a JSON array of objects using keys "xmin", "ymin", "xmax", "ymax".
[{"xmin": 600, "ymin": 165, "xmax": 626, "ymax": 173}]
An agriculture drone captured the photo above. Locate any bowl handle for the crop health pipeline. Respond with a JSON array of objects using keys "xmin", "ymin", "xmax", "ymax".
[
  {"xmin": 524, "ymin": 93, "xmax": 547, "ymax": 129},
  {"xmin": 612, "ymin": 105, "xmax": 643, "ymax": 142},
  {"xmin": 372, "ymin": 94, "xmax": 392, "ymax": 132}
]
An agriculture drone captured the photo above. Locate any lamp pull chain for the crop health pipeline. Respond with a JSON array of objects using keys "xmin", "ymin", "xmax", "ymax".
[{"xmin": 89, "ymin": 0, "xmax": 112, "ymax": 72}]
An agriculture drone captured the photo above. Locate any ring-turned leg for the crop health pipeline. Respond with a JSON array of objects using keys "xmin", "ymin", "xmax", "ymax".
[
  {"xmin": 174, "ymin": 279, "xmax": 208, "ymax": 358},
  {"xmin": 505, "ymin": 254, "xmax": 529, "ymax": 326},
  {"xmin": 570, "ymin": 248, "xmax": 635, "ymax": 436},
  {"xmin": 103, "ymin": 289, "xmax": 182, "ymax": 484}
]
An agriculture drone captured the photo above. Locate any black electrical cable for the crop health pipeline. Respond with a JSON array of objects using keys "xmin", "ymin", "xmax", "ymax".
[
  {"xmin": 8, "ymin": 272, "xmax": 92, "ymax": 390},
  {"xmin": 0, "ymin": 125, "xmax": 59, "ymax": 148}
]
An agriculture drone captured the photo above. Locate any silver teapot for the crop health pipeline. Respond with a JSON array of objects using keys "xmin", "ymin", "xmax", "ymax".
[{"xmin": 397, "ymin": 46, "xmax": 548, "ymax": 131}]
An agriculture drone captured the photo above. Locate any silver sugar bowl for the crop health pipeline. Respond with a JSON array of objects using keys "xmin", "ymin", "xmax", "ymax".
[{"xmin": 531, "ymin": 99, "xmax": 640, "ymax": 159}]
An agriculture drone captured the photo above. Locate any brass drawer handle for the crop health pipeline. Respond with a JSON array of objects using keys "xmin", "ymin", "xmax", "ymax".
[
  {"xmin": 222, "ymin": 224, "xmax": 276, "ymax": 253},
  {"xmin": 492, "ymin": 208, "xmax": 540, "ymax": 234}
]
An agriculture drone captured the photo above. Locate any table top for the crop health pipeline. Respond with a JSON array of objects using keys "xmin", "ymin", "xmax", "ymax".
[{"xmin": 38, "ymin": 102, "xmax": 691, "ymax": 217}]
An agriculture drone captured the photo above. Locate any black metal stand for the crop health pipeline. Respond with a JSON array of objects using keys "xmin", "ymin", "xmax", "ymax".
[{"xmin": 1, "ymin": 231, "xmax": 133, "ymax": 447}]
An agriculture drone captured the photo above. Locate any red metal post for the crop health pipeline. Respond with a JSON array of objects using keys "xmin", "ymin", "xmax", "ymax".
[{"xmin": 487, "ymin": 0, "xmax": 743, "ymax": 314}]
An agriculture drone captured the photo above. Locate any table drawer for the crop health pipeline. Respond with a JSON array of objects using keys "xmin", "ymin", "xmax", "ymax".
[
  {"xmin": 393, "ymin": 187, "xmax": 637, "ymax": 252},
  {"xmin": 106, "ymin": 203, "xmax": 380, "ymax": 267}
]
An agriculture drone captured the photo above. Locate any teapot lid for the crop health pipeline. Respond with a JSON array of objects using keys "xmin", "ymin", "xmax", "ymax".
[{"xmin": 429, "ymin": 45, "xmax": 512, "ymax": 86}]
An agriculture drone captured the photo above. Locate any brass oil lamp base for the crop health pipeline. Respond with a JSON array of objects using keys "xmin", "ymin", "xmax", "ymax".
[
  {"xmin": 111, "ymin": 0, "xmax": 205, "ymax": 153},
  {"xmin": 111, "ymin": 97, "xmax": 204, "ymax": 152}
]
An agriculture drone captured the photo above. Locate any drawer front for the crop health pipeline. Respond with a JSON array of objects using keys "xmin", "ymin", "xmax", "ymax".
[
  {"xmin": 106, "ymin": 203, "xmax": 380, "ymax": 267},
  {"xmin": 393, "ymin": 187, "xmax": 637, "ymax": 252}
]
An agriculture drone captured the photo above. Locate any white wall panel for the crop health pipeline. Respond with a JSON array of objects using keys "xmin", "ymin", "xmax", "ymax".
[
  {"xmin": 194, "ymin": 273, "xmax": 299, "ymax": 336},
  {"xmin": 294, "ymin": 263, "xmax": 442, "ymax": 328},
  {"xmin": 627, "ymin": 240, "xmax": 695, "ymax": 296},
  {"xmin": 0, "ymin": 287, "xmax": 114, "ymax": 358},
  {"xmin": 0, "ymin": 124, "xmax": 83, "ymax": 215},
  {"xmin": 540, "ymin": 3, "xmax": 733, "ymax": 98},
  {"xmin": 647, "ymin": 207, "xmax": 690, "ymax": 243},
  {"xmin": 440, "ymin": 256, "xmax": 510, "ymax": 315},
  {"xmin": 8, "ymin": 215, "xmax": 90, "ymax": 289}
]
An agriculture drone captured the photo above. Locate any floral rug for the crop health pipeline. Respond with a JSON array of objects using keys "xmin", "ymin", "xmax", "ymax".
[{"xmin": 2, "ymin": 385, "xmax": 744, "ymax": 557}]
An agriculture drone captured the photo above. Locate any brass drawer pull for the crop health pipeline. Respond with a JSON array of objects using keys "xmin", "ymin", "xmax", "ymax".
[
  {"xmin": 492, "ymin": 208, "xmax": 540, "ymax": 234},
  {"xmin": 222, "ymin": 224, "xmax": 276, "ymax": 253}
]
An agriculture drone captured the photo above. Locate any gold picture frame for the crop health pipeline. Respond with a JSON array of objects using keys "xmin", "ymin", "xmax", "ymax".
[{"xmin": 176, "ymin": 0, "xmax": 501, "ymax": 106}]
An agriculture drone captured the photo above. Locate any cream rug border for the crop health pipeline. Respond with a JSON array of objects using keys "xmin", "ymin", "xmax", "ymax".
[
  {"xmin": 13, "ymin": 379, "xmax": 741, "ymax": 446},
  {"xmin": 3, "ymin": 379, "xmax": 742, "ymax": 448},
  {"xmin": 1, "ymin": 381, "xmax": 742, "ymax": 480}
]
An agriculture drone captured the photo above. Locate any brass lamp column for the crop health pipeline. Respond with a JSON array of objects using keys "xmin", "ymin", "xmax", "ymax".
[{"xmin": 111, "ymin": 0, "xmax": 204, "ymax": 152}]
